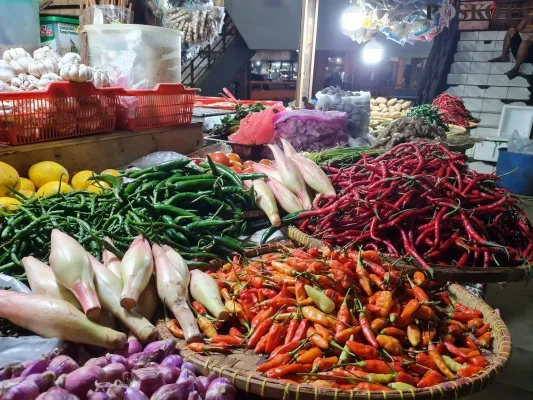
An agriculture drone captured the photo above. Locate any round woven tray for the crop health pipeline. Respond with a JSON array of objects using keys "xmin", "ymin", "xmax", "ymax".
[
  {"xmin": 286, "ymin": 226, "xmax": 533, "ymax": 283},
  {"xmin": 158, "ymin": 283, "xmax": 511, "ymax": 400}
]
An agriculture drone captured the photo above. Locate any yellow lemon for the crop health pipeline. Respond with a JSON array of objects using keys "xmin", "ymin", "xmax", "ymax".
[
  {"xmin": 71, "ymin": 170, "xmax": 96, "ymax": 190},
  {"xmin": 87, "ymin": 180, "xmax": 111, "ymax": 194},
  {"xmin": 28, "ymin": 161, "xmax": 69, "ymax": 189},
  {"xmin": 0, "ymin": 197, "xmax": 21, "ymax": 212},
  {"xmin": 0, "ymin": 162, "xmax": 20, "ymax": 197},
  {"xmin": 101, "ymin": 169, "xmax": 121, "ymax": 177},
  {"xmin": 37, "ymin": 181, "xmax": 74, "ymax": 197},
  {"xmin": 16, "ymin": 177, "xmax": 36, "ymax": 193},
  {"xmin": 17, "ymin": 189, "xmax": 35, "ymax": 199}
]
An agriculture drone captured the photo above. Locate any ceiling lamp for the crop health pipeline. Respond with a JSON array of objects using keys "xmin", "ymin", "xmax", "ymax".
[
  {"xmin": 362, "ymin": 38, "xmax": 383, "ymax": 64},
  {"xmin": 341, "ymin": 1, "xmax": 365, "ymax": 33}
]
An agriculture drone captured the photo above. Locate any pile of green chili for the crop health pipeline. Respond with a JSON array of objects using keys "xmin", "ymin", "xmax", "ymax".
[{"xmin": 0, "ymin": 158, "xmax": 263, "ymax": 280}]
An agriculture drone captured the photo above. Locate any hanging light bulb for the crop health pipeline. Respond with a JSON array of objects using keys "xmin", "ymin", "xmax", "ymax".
[
  {"xmin": 362, "ymin": 37, "xmax": 383, "ymax": 64},
  {"xmin": 341, "ymin": 1, "xmax": 365, "ymax": 32}
]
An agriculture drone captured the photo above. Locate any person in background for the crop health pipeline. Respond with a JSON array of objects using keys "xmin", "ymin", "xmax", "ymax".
[
  {"xmin": 302, "ymin": 96, "xmax": 315, "ymax": 110},
  {"xmin": 490, "ymin": 15, "xmax": 533, "ymax": 78}
]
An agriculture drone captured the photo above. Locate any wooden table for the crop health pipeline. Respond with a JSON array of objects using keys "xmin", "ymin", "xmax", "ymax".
[{"xmin": 0, "ymin": 124, "xmax": 204, "ymax": 173}]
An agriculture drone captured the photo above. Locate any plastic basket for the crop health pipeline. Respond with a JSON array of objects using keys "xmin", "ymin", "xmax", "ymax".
[
  {"xmin": 117, "ymin": 84, "xmax": 199, "ymax": 131},
  {"xmin": 0, "ymin": 82, "xmax": 120, "ymax": 146}
]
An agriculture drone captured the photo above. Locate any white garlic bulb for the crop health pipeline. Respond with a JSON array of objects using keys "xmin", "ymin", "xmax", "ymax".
[
  {"xmin": 33, "ymin": 46, "xmax": 61, "ymax": 62},
  {"xmin": 37, "ymin": 73, "xmax": 62, "ymax": 89},
  {"xmin": 28, "ymin": 59, "xmax": 59, "ymax": 78},
  {"xmin": 60, "ymin": 63, "xmax": 93, "ymax": 83},
  {"xmin": 0, "ymin": 61, "xmax": 15, "ymax": 83},
  {"xmin": 91, "ymin": 67, "xmax": 109, "ymax": 88},
  {"xmin": 58, "ymin": 52, "xmax": 81, "ymax": 68},
  {"xmin": 2, "ymin": 48, "xmax": 30, "ymax": 62}
]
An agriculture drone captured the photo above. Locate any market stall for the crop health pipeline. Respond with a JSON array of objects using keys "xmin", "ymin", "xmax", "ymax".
[{"xmin": 0, "ymin": 1, "xmax": 532, "ymax": 400}]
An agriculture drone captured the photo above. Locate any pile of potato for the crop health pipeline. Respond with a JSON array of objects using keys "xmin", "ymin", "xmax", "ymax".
[{"xmin": 370, "ymin": 97, "xmax": 413, "ymax": 119}]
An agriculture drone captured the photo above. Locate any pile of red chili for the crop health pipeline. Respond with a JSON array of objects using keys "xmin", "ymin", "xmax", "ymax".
[
  {"xmin": 298, "ymin": 141, "xmax": 533, "ymax": 271},
  {"xmin": 432, "ymin": 94, "xmax": 478, "ymax": 127},
  {"xmin": 180, "ymin": 248, "xmax": 494, "ymax": 391}
]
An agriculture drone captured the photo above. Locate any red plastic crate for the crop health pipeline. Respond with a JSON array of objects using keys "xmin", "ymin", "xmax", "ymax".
[
  {"xmin": 195, "ymin": 96, "xmax": 279, "ymax": 110},
  {"xmin": 0, "ymin": 82, "xmax": 121, "ymax": 146},
  {"xmin": 117, "ymin": 84, "xmax": 199, "ymax": 131}
]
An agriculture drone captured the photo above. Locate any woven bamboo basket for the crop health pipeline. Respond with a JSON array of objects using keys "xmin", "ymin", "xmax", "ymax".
[
  {"xmin": 286, "ymin": 226, "xmax": 533, "ymax": 283},
  {"xmin": 158, "ymin": 283, "xmax": 511, "ymax": 400}
]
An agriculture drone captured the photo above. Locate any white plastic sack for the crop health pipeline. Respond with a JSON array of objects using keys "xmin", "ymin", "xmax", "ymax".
[
  {"xmin": 0, "ymin": 274, "xmax": 62, "ymax": 367},
  {"xmin": 121, "ymin": 151, "xmax": 189, "ymax": 169}
]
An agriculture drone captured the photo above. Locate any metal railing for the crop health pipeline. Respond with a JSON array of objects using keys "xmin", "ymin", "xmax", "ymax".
[{"xmin": 181, "ymin": 16, "xmax": 238, "ymax": 87}]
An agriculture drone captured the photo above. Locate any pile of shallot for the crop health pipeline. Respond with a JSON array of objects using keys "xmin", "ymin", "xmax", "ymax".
[{"xmin": 0, "ymin": 339, "xmax": 236, "ymax": 400}]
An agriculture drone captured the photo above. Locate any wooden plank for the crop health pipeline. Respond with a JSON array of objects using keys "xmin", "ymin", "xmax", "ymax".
[
  {"xmin": 40, "ymin": 8, "xmax": 81, "ymax": 17},
  {"xmin": 0, "ymin": 124, "xmax": 203, "ymax": 174},
  {"xmin": 295, "ymin": 0, "xmax": 319, "ymax": 107}
]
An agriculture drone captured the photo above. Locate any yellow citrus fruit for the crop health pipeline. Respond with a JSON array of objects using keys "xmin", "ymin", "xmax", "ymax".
[
  {"xmin": 101, "ymin": 169, "xmax": 121, "ymax": 177},
  {"xmin": 17, "ymin": 189, "xmax": 35, "ymax": 199},
  {"xmin": 16, "ymin": 177, "xmax": 36, "ymax": 193},
  {"xmin": 28, "ymin": 161, "xmax": 69, "ymax": 189},
  {"xmin": 86, "ymin": 180, "xmax": 111, "ymax": 194},
  {"xmin": 0, "ymin": 162, "xmax": 20, "ymax": 197},
  {"xmin": 71, "ymin": 170, "xmax": 96, "ymax": 190},
  {"xmin": 0, "ymin": 197, "xmax": 21, "ymax": 212},
  {"xmin": 37, "ymin": 181, "xmax": 74, "ymax": 197}
]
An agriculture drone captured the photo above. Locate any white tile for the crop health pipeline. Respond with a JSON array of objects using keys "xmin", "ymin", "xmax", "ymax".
[
  {"xmin": 484, "ymin": 86, "xmax": 508, "ymax": 99},
  {"xmin": 482, "ymin": 99, "xmax": 504, "ymax": 113},
  {"xmin": 463, "ymin": 86, "xmax": 486, "ymax": 98},
  {"xmin": 471, "ymin": 140, "xmax": 507, "ymax": 162},
  {"xmin": 466, "ymin": 74, "xmax": 489, "ymax": 85},
  {"xmin": 475, "ymin": 41, "xmax": 496, "ymax": 52},
  {"xmin": 507, "ymin": 87, "xmax": 530, "ymax": 100},
  {"xmin": 479, "ymin": 113, "xmax": 502, "ymax": 127},
  {"xmin": 461, "ymin": 32, "xmax": 479, "ymax": 41},
  {"xmin": 492, "ymin": 51, "xmax": 515, "ymax": 62},
  {"xmin": 445, "ymin": 85, "xmax": 465, "ymax": 97},
  {"xmin": 497, "ymin": 31, "xmax": 508, "ymax": 40},
  {"xmin": 458, "ymin": 41, "xmax": 477, "ymax": 51},
  {"xmin": 471, "ymin": 112, "xmax": 481, "ymax": 119},
  {"xmin": 469, "ymin": 62, "xmax": 491, "ymax": 74},
  {"xmin": 463, "ymin": 97, "xmax": 483, "ymax": 112},
  {"xmin": 494, "ymin": 41, "xmax": 504, "ymax": 50},
  {"xmin": 455, "ymin": 52, "xmax": 474, "ymax": 62},
  {"xmin": 478, "ymin": 31, "xmax": 499, "ymax": 40},
  {"xmin": 476, "ymin": 127, "xmax": 500, "ymax": 136},
  {"xmin": 490, "ymin": 62, "xmax": 515, "ymax": 75},
  {"xmin": 487, "ymin": 75, "xmax": 529, "ymax": 87},
  {"xmin": 521, "ymin": 64, "xmax": 533, "ymax": 74},
  {"xmin": 508, "ymin": 101, "xmax": 528, "ymax": 107},
  {"xmin": 447, "ymin": 74, "xmax": 468, "ymax": 84},
  {"xmin": 473, "ymin": 52, "xmax": 495, "ymax": 62},
  {"xmin": 450, "ymin": 62, "xmax": 471, "ymax": 74}
]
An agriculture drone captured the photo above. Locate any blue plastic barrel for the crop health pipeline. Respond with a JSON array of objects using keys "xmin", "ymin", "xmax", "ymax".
[{"xmin": 496, "ymin": 148, "xmax": 533, "ymax": 196}]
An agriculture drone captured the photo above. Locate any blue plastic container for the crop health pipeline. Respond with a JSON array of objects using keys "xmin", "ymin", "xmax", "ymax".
[{"xmin": 496, "ymin": 148, "xmax": 533, "ymax": 196}]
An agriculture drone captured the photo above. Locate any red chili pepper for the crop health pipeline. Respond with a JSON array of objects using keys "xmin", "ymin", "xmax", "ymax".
[
  {"xmin": 335, "ymin": 290, "xmax": 352, "ymax": 333},
  {"xmin": 192, "ymin": 301, "xmax": 207, "ymax": 315},
  {"xmin": 266, "ymin": 363, "xmax": 313, "ymax": 379},
  {"xmin": 474, "ymin": 323, "xmax": 490, "ymax": 337},
  {"xmin": 417, "ymin": 370, "xmax": 444, "ymax": 388},
  {"xmin": 284, "ymin": 319, "xmax": 299, "ymax": 344},
  {"xmin": 443, "ymin": 341, "xmax": 470, "ymax": 359},
  {"xmin": 334, "ymin": 326, "xmax": 361, "ymax": 344},
  {"xmin": 428, "ymin": 342, "xmax": 454, "ymax": 379},
  {"xmin": 211, "ymin": 335, "xmax": 243, "ymax": 346},
  {"xmin": 248, "ymin": 319, "xmax": 273, "ymax": 349},
  {"xmin": 356, "ymin": 360, "xmax": 391, "ymax": 374},
  {"xmin": 467, "ymin": 318, "xmax": 484, "ymax": 331},
  {"xmin": 468, "ymin": 356, "xmax": 489, "ymax": 368},
  {"xmin": 381, "ymin": 327, "xmax": 406, "ymax": 338},
  {"xmin": 292, "ymin": 319, "xmax": 310, "ymax": 342},
  {"xmin": 454, "ymin": 303, "xmax": 483, "ymax": 318},
  {"xmin": 256, "ymin": 353, "xmax": 291, "ymax": 373},
  {"xmin": 269, "ymin": 340, "xmax": 301, "ymax": 359},
  {"xmin": 395, "ymin": 371, "xmax": 419, "ymax": 387},
  {"xmin": 229, "ymin": 327, "xmax": 244, "ymax": 338},
  {"xmin": 407, "ymin": 277, "xmax": 430, "ymax": 302},
  {"xmin": 415, "ymin": 353, "xmax": 438, "ymax": 371},
  {"xmin": 265, "ymin": 323, "xmax": 284, "ymax": 354},
  {"xmin": 437, "ymin": 292, "xmax": 451, "ymax": 306},
  {"xmin": 359, "ymin": 312, "xmax": 379, "ymax": 348},
  {"xmin": 312, "ymin": 356, "xmax": 339, "ymax": 373},
  {"xmin": 314, "ymin": 323, "xmax": 334, "ymax": 342},
  {"xmin": 254, "ymin": 335, "xmax": 268, "ymax": 354},
  {"xmin": 251, "ymin": 307, "xmax": 274, "ymax": 329},
  {"xmin": 346, "ymin": 341, "xmax": 379, "ymax": 360},
  {"xmin": 457, "ymin": 365, "xmax": 483, "ymax": 378},
  {"xmin": 399, "ymin": 299, "xmax": 420, "ymax": 323},
  {"xmin": 463, "ymin": 336, "xmax": 479, "ymax": 350},
  {"xmin": 478, "ymin": 332, "xmax": 492, "ymax": 348}
]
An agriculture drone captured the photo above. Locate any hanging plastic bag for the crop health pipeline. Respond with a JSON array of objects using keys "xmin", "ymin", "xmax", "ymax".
[{"xmin": 228, "ymin": 103, "xmax": 286, "ymax": 145}]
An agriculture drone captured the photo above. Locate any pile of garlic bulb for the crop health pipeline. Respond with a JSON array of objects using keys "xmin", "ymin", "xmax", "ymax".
[{"xmin": 0, "ymin": 47, "xmax": 110, "ymax": 92}]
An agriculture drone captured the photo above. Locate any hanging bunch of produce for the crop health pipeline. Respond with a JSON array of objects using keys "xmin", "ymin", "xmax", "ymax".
[
  {"xmin": 183, "ymin": 247, "xmax": 497, "ymax": 390},
  {"xmin": 297, "ymin": 141, "xmax": 533, "ymax": 271},
  {"xmin": 433, "ymin": 93, "xmax": 480, "ymax": 128}
]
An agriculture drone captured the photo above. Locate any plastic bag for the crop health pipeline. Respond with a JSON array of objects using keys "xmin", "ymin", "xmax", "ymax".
[
  {"xmin": 0, "ymin": 274, "xmax": 62, "ymax": 367},
  {"xmin": 508, "ymin": 131, "xmax": 533, "ymax": 155},
  {"xmin": 121, "ymin": 151, "xmax": 189, "ymax": 169},
  {"xmin": 82, "ymin": 5, "xmax": 134, "ymax": 24},
  {"xmin": 272, "ymin": 110, "xmax": 349, "ymax": 151},
  {"xmin": 228, "ymin": 103, "xmax": 285, "ymax": 145}
]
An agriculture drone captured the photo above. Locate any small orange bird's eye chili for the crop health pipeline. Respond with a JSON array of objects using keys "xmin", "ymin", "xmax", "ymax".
[
  {"xmin": 256, "ymin": 353, "xmax": 291, "ymax": 373},
  {"xmin": 457, "ymin": 365, "xmax": 484, "ymax": 378},
  {"xmin": 346, "ymin": 340, "xmax": 379, "ymax": 360},
  {"xmin": 406, "ymin": 324, "xmax": 421, "ymax": 347},
  {"xmin": 297, "ymin": 347, "xmax": 323, "ymax": 364},
  {"xmin": 265, "ymin": 363, "xmax": 313, "ymax": 379},
  {"xmin": 166, "ymin": 319, "xmax": 185, "ymax": 339}
]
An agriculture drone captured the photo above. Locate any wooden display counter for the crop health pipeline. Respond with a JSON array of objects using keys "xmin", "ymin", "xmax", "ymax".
[{"xmin": 0, "ymin": 124, "xmax": 204, "ymax": 173}]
